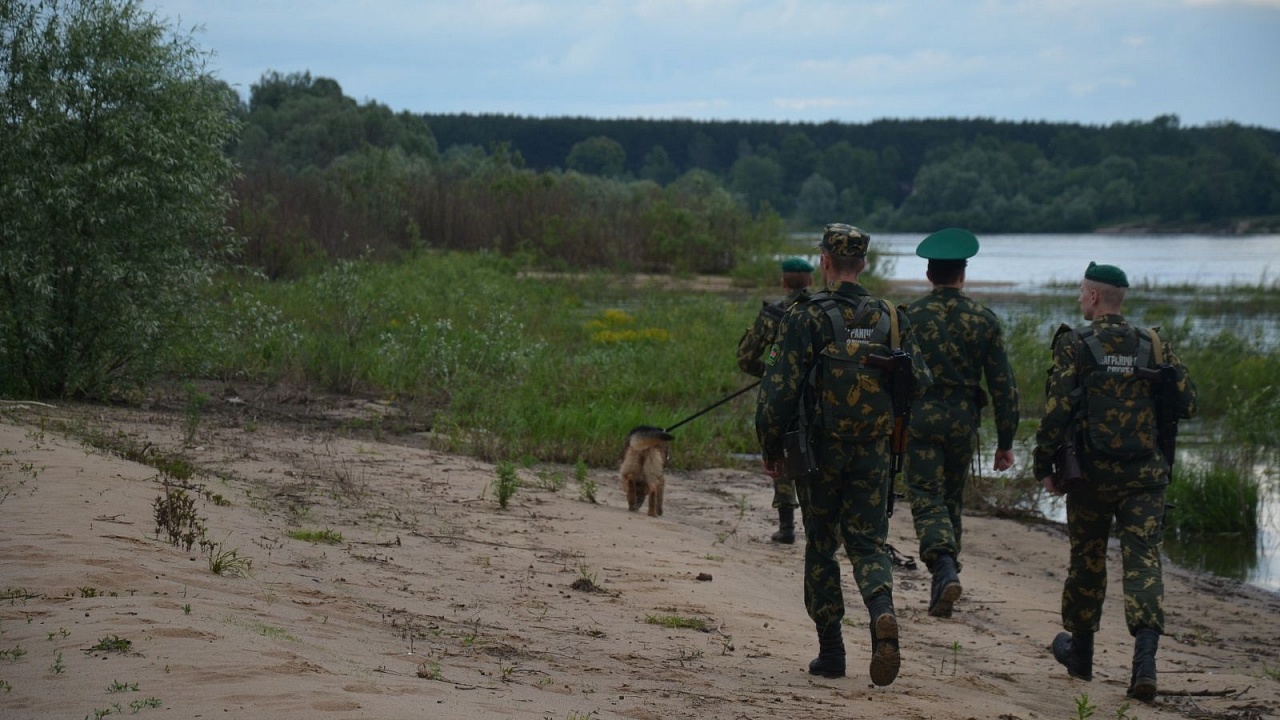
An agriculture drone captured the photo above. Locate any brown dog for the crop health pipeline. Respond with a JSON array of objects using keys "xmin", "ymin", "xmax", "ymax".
[{"xmin": 620, "ymin": 425, "xmax": 673, "ymax": 516}]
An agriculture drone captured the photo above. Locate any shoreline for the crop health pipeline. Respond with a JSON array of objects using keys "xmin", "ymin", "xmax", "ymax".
[{"xmin": 3, "ymin": 398, "xmax": 1279, "ymax": 719}]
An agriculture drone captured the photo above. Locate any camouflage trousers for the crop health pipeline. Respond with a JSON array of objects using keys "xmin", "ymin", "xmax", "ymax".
[
  {"xmin": 796, "ymin": 437, "xmax": 894, "ymax": 629},
  {"xmin": 903, "ymin": 426, "xmax": 977, "ymax": 569},
  {"xmin": 1062, "ymin": 483, "xmax": 1166, "ymax": 635},
  {"xmin": 772, "ymin": 475, "xmax": 799, "ymax": 509}
]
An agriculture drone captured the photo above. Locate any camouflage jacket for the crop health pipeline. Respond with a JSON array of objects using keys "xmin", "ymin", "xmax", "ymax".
[
  {"xmin": 1033, "ymin": 314, "xmax": 1198, "ymax": 487},
  {"xmin": 755, "ymin": 281, "xmax": 932, "ymax": 463},
  {"xmin": 737, "ymin": 287, "xmax": 810, "ymax": 377},
  {"xmin": 904, "ymin": 287, "xmax": 1020, "ymax": 449}
]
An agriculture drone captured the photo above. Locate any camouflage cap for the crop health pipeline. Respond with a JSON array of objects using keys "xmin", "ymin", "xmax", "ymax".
[
  {"xmin": 818, "ymin": 223, "xmax": 870, "ymax": 257},
  {"xmin": 1084, "ymin": 261, "xmax": 1129, "ymax": 288},
  {"xmin": 916, "ymin": 227, "xmax": 979, "ymax": 260},
  {"xmin": 780, "ymin": 256, "xmax": 815, "ymax": 273}
]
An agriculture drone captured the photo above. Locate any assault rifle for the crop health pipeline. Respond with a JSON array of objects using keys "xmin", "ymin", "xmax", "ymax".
[
  {"xmin": 1137, "ymin": 363, "xmax": 1181, "ymax": 481},
  {"xmin": 868, "ymin": 349, "xmax": 915, "ymax": 517}
]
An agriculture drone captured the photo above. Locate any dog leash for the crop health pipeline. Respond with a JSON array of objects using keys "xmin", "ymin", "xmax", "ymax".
[{"xmin": 665, "ymin": 380, "xmax": 761, "ymax": 433}]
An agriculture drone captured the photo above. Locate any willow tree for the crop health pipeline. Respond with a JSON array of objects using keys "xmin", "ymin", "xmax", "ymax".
[{"xmin": 0, "ymin": 0, "xmax": 239, "ymax": 398}]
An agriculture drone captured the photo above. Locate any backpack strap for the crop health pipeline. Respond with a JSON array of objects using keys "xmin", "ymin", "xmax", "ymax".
[
  {"xmin": 1083, "ymin": 326, "xmax": 1156, "ymax": 371},
  {"xmin": 887, "ymin": 302, "xmax": 901, "ymax": 351},
  {"xmin": 1080, "ymin": 329, "xmax": 1106, "ymax": 366},
  {"xmin": 810, "ymin": 292, "xmax": 868, "ymax": 348},
  {"xmin": 1147, "ymin": 327, "xmax": 1165, "ymax": 366}
]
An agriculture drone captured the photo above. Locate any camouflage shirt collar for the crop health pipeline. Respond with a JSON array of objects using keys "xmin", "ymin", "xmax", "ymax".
[
  {"xmin": 930, "ymin": 286, "xmax": 965, "ymax": 298},
  {"xmin": 1091, "ymin": 313, "xmax": 1127, "ymax": 327},
  {"xmin": 824, "ymin": 281, "xmax": 870, "ymax": 297}
]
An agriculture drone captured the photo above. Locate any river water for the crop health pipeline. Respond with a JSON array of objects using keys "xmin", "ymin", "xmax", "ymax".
[
  {"xmin": 813, "ymin": 233, "xmax": 1280, "ymax": 594},
  {"xmin": 868, "ymin": 232, "xmax": 1280, "ymax": 290}
]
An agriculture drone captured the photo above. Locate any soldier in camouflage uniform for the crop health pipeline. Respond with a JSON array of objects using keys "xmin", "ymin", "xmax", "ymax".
[
  {"xmin": 903, "ymin": 229, "xmax": 1019, "ymax": 619},
  {"xmin": 1034, "ymin": 262, "xmax": 1197, "ymax": 703},
  {"xmin": 738, "ymin": 256, "xmax": 815, "ymax": 544},
  {"xmin": 756, "ymin": 224, "xmax": 931, "ymax": 686}
]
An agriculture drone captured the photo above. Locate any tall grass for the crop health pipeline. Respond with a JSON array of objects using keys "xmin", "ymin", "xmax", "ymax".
[
  {"xmin": 1165, "ymin": 449, "xmax": 1261, "ymax": 536},
  {"xmin": 167, "ymin": 254, "xmax": 1279, "ymax": 537},
  {"xmin": 168, "ymin": 251, "xmax": 766, "ymax": 467}
]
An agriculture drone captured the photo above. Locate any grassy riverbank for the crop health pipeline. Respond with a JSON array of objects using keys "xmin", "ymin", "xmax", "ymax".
[{"xmin": 163, "ymin": 251, "xmax": 1277, "ymax": 527}]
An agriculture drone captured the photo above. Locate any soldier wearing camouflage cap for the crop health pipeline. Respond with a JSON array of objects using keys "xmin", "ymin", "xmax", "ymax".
[
  {"xmin": 756, "ymin": 222, "xmax": 932, "ymax": 686},
  {"xmin": 737, "ymin": 256, "xmax": 815, "ymax": 544},
  {"xmin": 1034, "ymin": 261, "xmax": 1198, "ymax": 703},
  {"xmin": 902, "ymin": 228, "xmax": 1020, "ymax": 619}
]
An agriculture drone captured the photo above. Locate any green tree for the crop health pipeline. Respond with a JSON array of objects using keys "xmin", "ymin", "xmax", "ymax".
[
  {"xmin": 779, "ymin": 130, "xmax": 817, "ymax": 188},
  {"xmin": 729, "ymin": 154, "xmax": 783, "ymax": 215},
  {"xmin": 639, "ymin": 144, "xmax": 679, "ymax": 185},
  {"xmin": 794, "ymin": 173, "xmax": 837, "ymax": 227},
  {"xmin": 566, "ymin": 135, "xmax": 626, "ymax": 177},
  {"xmin": 816, "ymin": 141, "xmax": 878, "ymax": 196},
  {"xmin": 0, "ymin": 0, "xmax": 240, "ymax": 398},
  {"xmin": 235, "ymin": 71, "xmax": 437, "ymax": 171}
]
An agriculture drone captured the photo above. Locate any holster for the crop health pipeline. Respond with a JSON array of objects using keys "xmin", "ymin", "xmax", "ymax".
[
  {"xmin": 782, "ymin": 427, "xmax": 820, "ymax": 484},
  {"xmin": 1054, "ymin": 434, "xmax": 1084, "ymax": 493}
]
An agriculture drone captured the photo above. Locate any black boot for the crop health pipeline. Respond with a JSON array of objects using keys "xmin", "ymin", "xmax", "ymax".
[
  {"xmin": 1051, "ymin": 630, "xmax": 1094, "ymax": 681},
  {"xmin": 808, "ymin": 623, "xmax": 846, "ymax": 678},
  {"xmin": 867, "ymin": 593, "xmax": 901, "ymax": 686},
  {"xmin": 1127, "ymin": 628, "xmax": 1160, "ymax": 702},
  {"xmin": 771, "ymin": 506, "xmax": 796, "ymax": 544},
  {"xmin": 928, "ymin": 554, "xmax": 962, "ymax": 618}
]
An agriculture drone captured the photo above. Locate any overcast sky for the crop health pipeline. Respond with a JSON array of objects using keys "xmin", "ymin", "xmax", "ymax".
[{"xmin": 144, "ymin": 0, "xmax": 1280, "ymax": 129}]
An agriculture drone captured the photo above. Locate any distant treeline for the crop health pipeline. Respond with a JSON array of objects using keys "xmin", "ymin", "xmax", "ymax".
[
  {"xmin": 424, "ymin": 112, "xmax": 1280, "ymax": 233},
  {"xmin": 228, "ymin": 71, "xmax": 1280, "ymax": 277}
]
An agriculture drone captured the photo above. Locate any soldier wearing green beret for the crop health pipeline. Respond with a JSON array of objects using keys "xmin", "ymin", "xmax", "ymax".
[
  {"xmin": 755, "ymin": 223, "xmax": 932, "ymax": 686},
  {"xmin": 738, "ymin": 256, "xmax": 815, "ymax": 544},
  {"xmin": 902, "ymin": 228, "xmax": 1020, "ymax": 619},
  {"xmin": 1034, "ymin": 261, "xmax": 1198, "ymax": 702}
]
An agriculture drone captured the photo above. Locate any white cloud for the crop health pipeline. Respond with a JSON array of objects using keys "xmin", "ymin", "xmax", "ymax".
[
  {"xmin": 142, "ymin": 0, "xmax": 1280, "ymax": 127},
  {"xmin": 1184, "ymin": 0, "xmax": 1280, "ymax": 7},
  {"xmin": 1068, "ymin": 76, "xmax": 1136, "ymax": 98}
]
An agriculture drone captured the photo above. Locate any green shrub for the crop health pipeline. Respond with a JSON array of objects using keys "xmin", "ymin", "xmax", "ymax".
[{"xmin": 0, "ymin": 0, "xmax": 239, "ymax": 398}]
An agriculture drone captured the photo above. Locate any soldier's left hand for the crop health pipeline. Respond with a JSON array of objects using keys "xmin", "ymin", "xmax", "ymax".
[
  {"xmin": 762, "ymin": 458, "xmax": 782, "ymax": 480},
  {"xmin": 1041, "ymin": 475, "xmax": 1064, "ymax": 496}
]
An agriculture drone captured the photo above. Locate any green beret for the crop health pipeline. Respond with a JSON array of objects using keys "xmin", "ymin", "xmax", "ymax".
[
  {"xmin": 818, "ymin": 223, "xmax": 870, "ymax": 257},
  {"xmin": 1084, "ymin": 261, "xmax": 1129, "ymax": 288},
  {"xmin": 916, "ymin": 228, "xmax": 979, "ymax": 260},
  {"xmin": 780, "ymin": 257, "xmax": 814, "ymax": 273}
]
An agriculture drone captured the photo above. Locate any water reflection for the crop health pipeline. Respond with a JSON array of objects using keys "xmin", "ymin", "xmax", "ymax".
[
  {"xmin": 1029, "ymin": 457, "xmax": 1279, "ymax": 594},
  {"xmin": 1164, "ymin": 532, "xmax": 1258, "ymax": 583}
]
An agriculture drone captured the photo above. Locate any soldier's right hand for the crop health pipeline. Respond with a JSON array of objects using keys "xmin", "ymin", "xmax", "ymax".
[
  {"xmin": 1042, "ymin": 475, "xmax": 1064, "ymax": 496},
  {"xmin": 762, "ymin": 458, "xmax": 782, "ymax": 480},
  {"xmin": 993, "ymin": 448, "xmax": 1015, "ymax": 472}
]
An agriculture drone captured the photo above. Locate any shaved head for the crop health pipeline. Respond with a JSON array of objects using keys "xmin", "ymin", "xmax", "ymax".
[{"xmin": 1079, "ymin": 277, "xmax": 1126, "ymax": 320}]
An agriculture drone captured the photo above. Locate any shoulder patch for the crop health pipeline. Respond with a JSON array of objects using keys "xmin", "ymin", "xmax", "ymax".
[{"xmin": 764, "ymin": 343, "xmax": 781, "ymax": 367}]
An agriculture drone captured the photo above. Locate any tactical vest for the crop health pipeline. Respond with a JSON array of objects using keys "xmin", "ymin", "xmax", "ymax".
[
  {"xmin": 806, "ymin": 292, "xmax": 901, "ymax": 441},
  {"xmin": 1069, "ymin": 325, "xmax": 1164, "ymax": 460}
]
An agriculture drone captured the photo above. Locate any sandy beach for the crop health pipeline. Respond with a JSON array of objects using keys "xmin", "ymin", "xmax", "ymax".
[{"xmin": 2, "ymin": 388, "xmax": 1278, "ymax": 720}]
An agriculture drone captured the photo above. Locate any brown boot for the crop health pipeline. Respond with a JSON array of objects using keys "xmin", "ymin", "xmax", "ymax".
[{"xmin": 867, "ymin": 593, "xmax": 900, "ymax": 686}]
